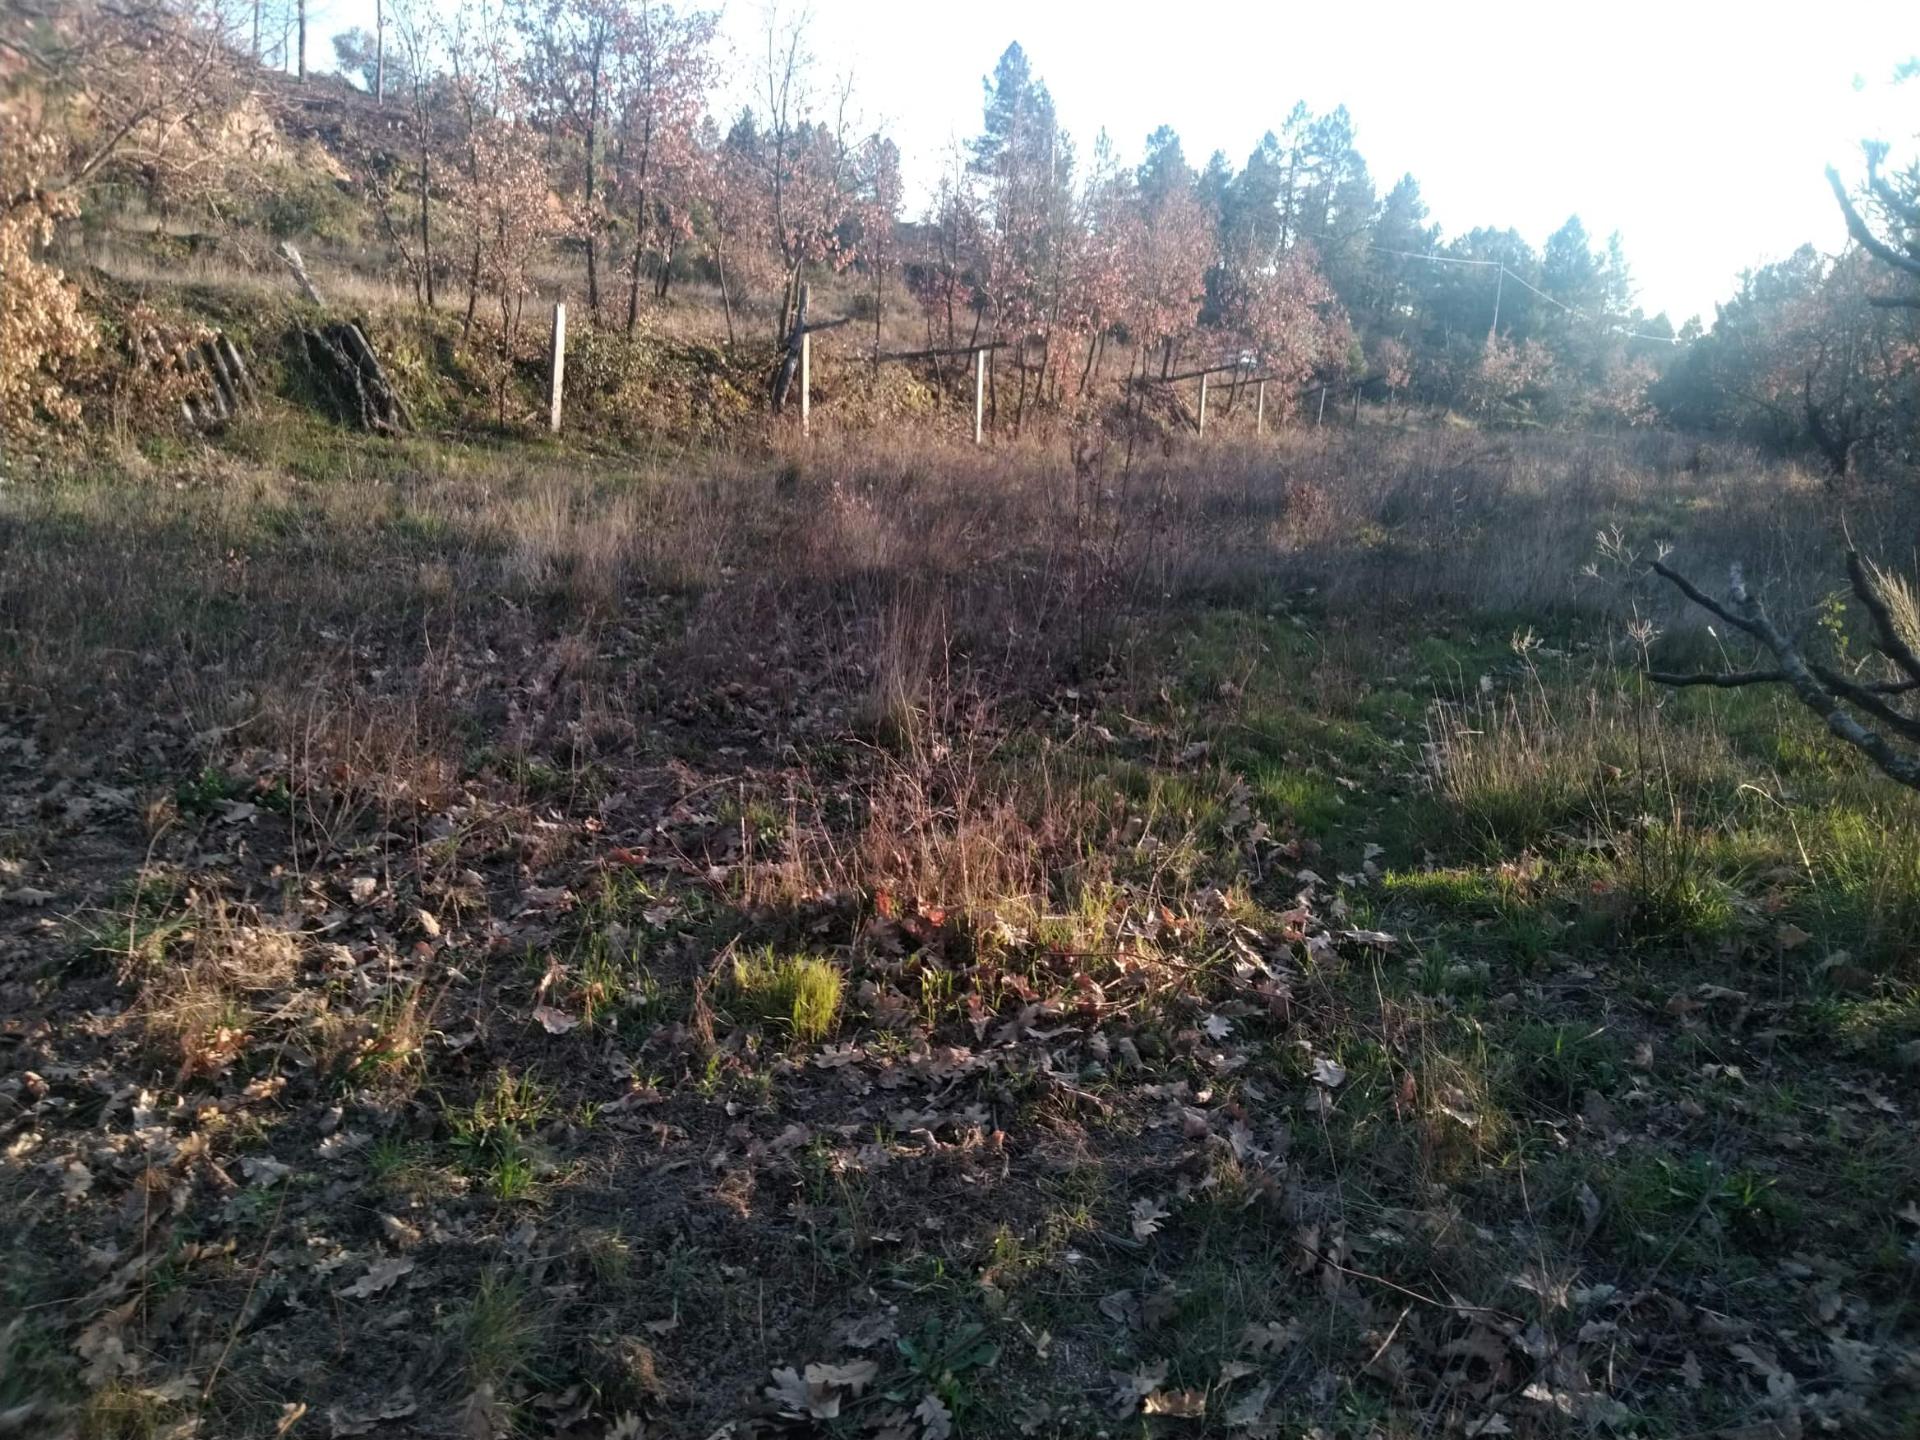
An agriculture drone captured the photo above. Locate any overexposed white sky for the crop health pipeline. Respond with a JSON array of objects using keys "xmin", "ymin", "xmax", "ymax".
[{"xmin": 305, "ymin": 0, "xmax": 1919, "ymax": 324}]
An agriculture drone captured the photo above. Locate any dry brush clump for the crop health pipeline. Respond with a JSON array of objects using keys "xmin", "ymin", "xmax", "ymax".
[{"xmin": 0, "ymin": 117, "xmax": 97, "ymax": 433}]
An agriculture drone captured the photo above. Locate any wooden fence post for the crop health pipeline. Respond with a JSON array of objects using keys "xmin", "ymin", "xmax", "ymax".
[
  {"xmin": 1197, "ymin": 372, "xmax": 1209, "ymax": 437},
  {"xmin": 547, "ymin": 302, "xmax": 567, "ymax": 433},
  {"xmin": 800, "ymin": 329, "xmax": 811, "ymax": 436},
  {"xmin": 1255, "ymin": 380, "xmax": 1266, "ymax": 435},
  {"xmin": 973, "ymin": 347, "xmax": 985, "ymax": 445},
  {"xmin": 1315, "ymin": 383, "xmax": 1328, "ymax": 427}
]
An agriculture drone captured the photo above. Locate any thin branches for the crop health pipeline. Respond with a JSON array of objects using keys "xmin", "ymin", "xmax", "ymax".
[
  {"xmin": 1827, "ymin": 164, "xmax": 1920, "ymax": 279},
  {"xmin": 1647, "ymin": 555, "xmax": 1920, "ymax": 791},
  {"xmin": 1845, "ymin": 549, "xmax": 1920, "ymax": 686},
  {"xmin": 1646, "ymin": 668, "xmax": 1918, "ymax": 695}
]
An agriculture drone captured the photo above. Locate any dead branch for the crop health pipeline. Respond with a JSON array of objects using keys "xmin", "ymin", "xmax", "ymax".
[
  {"xmin": 1647, "ymin": 668, "xmax": 1918, "ymax": 694},
  {"xmin": 1844, "ymin": 549, "xmax": 1920, "ymax": 685},
  {"xmin": 1648, "ymin": 556, "xmax": 1920, "ymax": 791},
  {"xmin": 1828, "ymin": 165, "xmax": 1920, "ymax": 279}
]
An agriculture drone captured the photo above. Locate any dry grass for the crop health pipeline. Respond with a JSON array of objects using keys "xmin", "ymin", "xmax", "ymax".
[{"xmin": 5, "ymin": 418, "xmax": 1919, "ymax": 1438}]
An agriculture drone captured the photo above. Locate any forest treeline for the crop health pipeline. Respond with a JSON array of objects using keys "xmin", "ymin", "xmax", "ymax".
[{"xmin": 2, "ymin": 0, "xmax": 1916, "ymax": 467}]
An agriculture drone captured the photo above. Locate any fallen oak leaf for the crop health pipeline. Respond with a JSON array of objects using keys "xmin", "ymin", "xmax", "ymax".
[
  {"xmin": 75, "ymin": 1299, "xmax": 141, "ymax": 1387},
  {"xmin": 1109, "ymin": 1359, "xmax": 1170, "ymax": 1415},
  {"xmin": 243, "ymin": 1156, "xmax": 293, "ymax": 1186},
  {"xmin": 1224, "ymin": 1381, "xmax": 1275, "ymax": 1428},
  {"xmin": 915, "ymin": 1392, "xmax": 953, "ymax": 1440},
  {"xmin": 1142, "ymin": 1388, "xmax": 1206, "ymax": 1418},
  {"xmin": 325, "ymin": 1389, "xmax": 418, "ymax": 1437},
  {"xmin": 1339, "ymin": 927, "xmax": 1396, "ymax": 948},
  {"xmin": 765, "ymin": 1367, "xmax": 818, "ymax": 1418},
  {"xmin": 532, "ymin": 1005, "xmax": 578, "ymax": 1035},
  {"xmin": 1130, "ymin": 1197, "xmax": 1169, "ymax": 1241},
  {"xmin": 766, "ymin": 1359, "xmax": 879, "ymax": 1421},
  {"xmin": 804, "ymin": 1359, "xmax": 878, "ymax": 1393},
  {"xmin": 1241, "ymin": 1319, "xmax": 1301, "ymax": 1356},
  {"xmin": 831, "ymin": 1311, "xmax": 898, "ymax": 1350},
  {"xmin": 338, "ymin": 1256, "xmax": 414, "ymax": 1300}
]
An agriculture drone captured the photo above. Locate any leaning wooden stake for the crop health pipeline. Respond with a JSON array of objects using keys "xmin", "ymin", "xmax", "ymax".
[
  {"xmin": 194, "ymin": 347, "xmax": 230, "ymax": 421},
  {"xmin": 973, "ymin": 347, "xmax": 985, "ymax": 445},
  {"xmin": 548, "ymin": 302, "xmax": 567, "ymax": 433},
  {"xmin": 218, "ymin": 335, "xmax": 258, "ymax": 406},
  {"xmin": 277, "ymin": 241, "xmax": 323, "ymax": 306},
  {"xmin": 1197, "ymin": 372, "xmax": 1209, "ymax": 437},
  {"xmin": 1255, "ymin": 380, "xmax": 1266, "ymax": 435},
  {"xmin": 297, "ymin": 322, "xmax": 410, "ymax": 433},
  {"xmin": 800, "ymin": 329, "xmax": 811, "ymax": 436}
]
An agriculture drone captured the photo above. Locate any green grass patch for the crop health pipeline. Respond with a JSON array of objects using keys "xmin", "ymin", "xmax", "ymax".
[
  {"xmin": 728, "ymin": 947, "xmax": 845, "ymax": 1044},
  {"xmin": 445, "ymin": 1069, "xmax": 551, "ymax": 1200}
]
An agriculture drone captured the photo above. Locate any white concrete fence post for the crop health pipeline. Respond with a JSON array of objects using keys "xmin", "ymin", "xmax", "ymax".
[
  {"xmin": 973, "ymin": 348, "xmax": 986, "ymax": 445},
  {"xmin": 548, "ymin": 303, "xmax": 566, "ymax": 433}
]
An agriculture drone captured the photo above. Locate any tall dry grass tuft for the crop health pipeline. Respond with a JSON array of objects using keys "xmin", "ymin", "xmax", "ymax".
[
  {"xmin": 125, "ymin": 895, "xmax": 301, "ymax": 1082},
  {"xmin": 501, "ymin": 482, "xmax": 647, "ymax": 614},
  {"xmin": 855, "ymin": 584, "xmax": 952, "ymax": 751}
]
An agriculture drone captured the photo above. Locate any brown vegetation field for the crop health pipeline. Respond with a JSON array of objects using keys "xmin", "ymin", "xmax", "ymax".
[{"xmin": 3, "ymin": 416, "xmax": 1918, "ymax": 1439}]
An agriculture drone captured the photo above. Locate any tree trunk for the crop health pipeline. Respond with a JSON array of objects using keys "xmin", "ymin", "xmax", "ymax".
[
  {"xmin": 771, "ymin": 281, "xmax": 809, "ymax": 412},
  {"xmin": 777, "ymin": 265, "xmax": 801, "ymax": 345},
  {"xmin": 625, "ymin": 204, "xmax": 648, "ymax": 335},
  {"xmin": 464, "ymin": 243, "xmax": 481, "ymax": 335},
  {"xmin": 716, "ymin": 241, "xmax": 735, "ymax": 346},
  {"xmin": 418, "ymin": 134, "xmax": 434, "ymax": 309},
  {"xmin": 374, "ymin": 0, "xmax": 384, "ymax": 99},
  {"xmin": 463, "ymin": 122, "xmax": 482, "ymax": 334},
  {"xmin": 584, "ymin": 39, "xmax": 603, "ymax": 313},
  {"xmin": 1014, "ymin": 346, "xmax": 1028, "ymax": 437},
  {"xmin": 1123, "ymin": 345, "xmax": 1145, "ymax": 476},
  {"xmin": 296, "ymin": 0, "xmax": 306, "ymax": 79},
  {"xmin": 654, "ymin": 235, "xmax": 675, "ymax": 299},
  {"xmin": 987, "ymin": 342, "xmax": 998, "ymax": 432}
]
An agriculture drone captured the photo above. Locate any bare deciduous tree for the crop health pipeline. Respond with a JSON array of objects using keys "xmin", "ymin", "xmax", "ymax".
[{"xmin": 1826, "ymin": 149, "xmax": 1920, "ymax": 309}]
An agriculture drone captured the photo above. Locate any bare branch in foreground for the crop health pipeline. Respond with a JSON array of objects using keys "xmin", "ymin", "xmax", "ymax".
[
  {"xmin": 1648, "ymin": 556, "xmax": 1920, "ymax": 792},
  {"xmin": 1647, "ymin": 668, "xmax": 1919, "ymax": 695}
]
